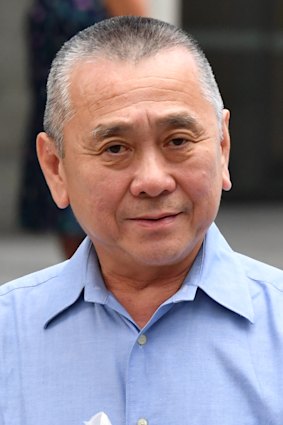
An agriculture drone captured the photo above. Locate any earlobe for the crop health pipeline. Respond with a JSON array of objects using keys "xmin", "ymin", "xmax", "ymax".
[
  {"xmin": 221, "ymin": 109, "xmax": 232, "ymax": 192},
  {"xmin": 36, "ymin": 132, "xmax": 70, "ymax": 208}
]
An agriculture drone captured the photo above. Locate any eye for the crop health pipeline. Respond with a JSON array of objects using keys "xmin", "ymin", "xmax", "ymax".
[
  {"xmin": 106, "ymin": 144, "xmax": 127, "ymax": 154},
  {"xmin": 168, "ymin": 138, "xmax": 189, "ymax": 147}
]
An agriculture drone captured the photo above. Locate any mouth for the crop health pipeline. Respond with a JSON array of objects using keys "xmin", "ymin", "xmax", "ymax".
[
  {"xmin": 128, "ymin": 212, "xmax": 182, "ymax": 227},
  {"xmin": 131, "ymin": 212, "xmax": 180, "ymax": 220}
]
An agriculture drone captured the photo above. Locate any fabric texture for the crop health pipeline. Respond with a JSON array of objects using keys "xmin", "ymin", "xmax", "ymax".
[{"xmin": 1, "ymin": 223, "xmax": 283, "ymax": 424}]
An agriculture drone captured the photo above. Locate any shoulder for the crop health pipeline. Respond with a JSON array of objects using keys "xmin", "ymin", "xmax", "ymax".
[
  {"xmin": 234, "ymin": 252, "xmax": 283, "ymax": 324},
  {"xmin": 235, "ymin": 252, "xmax": 283, "ymax": 292},
  {"xmin": 0, "ymin": 261, "xmax": 68, "ymax": 307},
  {"xmin": 0, "ymin": 237, "xmax": 92, "ymax": 330},
  {"xmin": 208, "ymin": 224, "xmax": 283, "ymax": 292},
  {"xmin": 0, "ymin": 262, "xmax": 70, "ymax": 342}
]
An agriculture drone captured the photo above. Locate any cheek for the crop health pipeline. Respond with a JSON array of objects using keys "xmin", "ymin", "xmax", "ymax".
[
  {"xmin": 71, "ymin": 168, "xmax": 126, "ymax": 218},
  {"xmin": 201, "ymin": 147, "xmax": 224, "ymax": 182},
  {"xmin": 182, "ymin": 154, "xmax": 223, "ymax": 202}
]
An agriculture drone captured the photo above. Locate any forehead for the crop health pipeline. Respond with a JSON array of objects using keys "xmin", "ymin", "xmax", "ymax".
[{"xmin": 67, "ymin": 48, "xmax": 213, "ymax": 124}]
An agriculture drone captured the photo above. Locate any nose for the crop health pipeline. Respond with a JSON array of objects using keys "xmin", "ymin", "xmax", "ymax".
[{"xmin": 130, "ymin": 152, "xmax": 177, "ymax": 197}]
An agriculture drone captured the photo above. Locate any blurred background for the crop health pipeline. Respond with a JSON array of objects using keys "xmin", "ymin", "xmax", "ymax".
[{"xmin": 0, "ymin": 0, "xmax": 283, "ymax": 284}]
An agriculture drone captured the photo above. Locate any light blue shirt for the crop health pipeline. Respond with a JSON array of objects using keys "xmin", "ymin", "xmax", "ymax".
[{"xmin": 1, "ymin": 223, "xmax": 283, "ymax": 425}]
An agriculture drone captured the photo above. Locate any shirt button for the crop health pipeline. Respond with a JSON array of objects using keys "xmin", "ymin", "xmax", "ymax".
[
  {"xmin": 137, "ymin": 334, "xmax": 147, "ymax": 345},
  {"xmin": 137, "ymin": 419, "xmax": 148, "ymax": 425}
]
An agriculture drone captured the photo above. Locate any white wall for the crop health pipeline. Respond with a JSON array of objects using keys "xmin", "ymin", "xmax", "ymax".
[{"xmin": 149, "ymin": 0, "xmax": 181, "ymax": 26}]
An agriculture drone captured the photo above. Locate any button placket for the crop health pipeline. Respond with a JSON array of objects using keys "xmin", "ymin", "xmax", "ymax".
[
  {"xmin": 137, "ymin": 419, "xmax": 148, "ymax": 425},
  {"xmin": 137, "ymin": 334, "xmax": 147, "ymax": 346},
  {"xmin": 136, "ymin": 336, "xmax": 148, "ymax": 425},
  {"xmin": 126, "ymin": 333, "xmax": 150, "ymax": 425}
]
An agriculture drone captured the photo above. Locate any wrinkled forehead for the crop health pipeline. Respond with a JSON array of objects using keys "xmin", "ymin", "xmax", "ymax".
[
  {"xmin": 67, "ymin": 48, "xmax": 204, "ymax": 110},
  {"xmin": 69, "ymin": 47, "xmax": 200, "ymax": 89},
  {"xmin": 64, "ymin": 48, "xmax": 219, "ymax": 139}
]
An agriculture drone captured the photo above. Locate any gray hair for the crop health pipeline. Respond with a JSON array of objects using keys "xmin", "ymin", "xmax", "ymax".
[{"xmin": 44, "ymin": 16, "xmax": 224, "ymax": 155}]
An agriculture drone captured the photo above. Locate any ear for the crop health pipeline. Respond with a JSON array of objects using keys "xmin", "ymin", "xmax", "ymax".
[
  {"xmin": 220, "ymin": 109, "xmax": 232, "ymax": 192},
  {"xmin": 36, "ymin": 132, "xmax": 70, "ymax": 209}
]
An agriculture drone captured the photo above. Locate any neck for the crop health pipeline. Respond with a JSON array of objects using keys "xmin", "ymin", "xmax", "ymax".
[{"xmin": 101, "ymin": 263, "xmax": 192, "ymax": 328}]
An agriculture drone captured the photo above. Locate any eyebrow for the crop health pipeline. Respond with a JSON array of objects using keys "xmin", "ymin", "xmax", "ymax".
[
  {"xmin": 91, "ymin": 124, "xmax": 131, "ymax": 141},
  {"xmin": 156, "ymin": 112, "xmax": 202, "ymax": 134},
  {"xmin": 91, "ymin": 112, "xmax": 202, "ymax": 141}
]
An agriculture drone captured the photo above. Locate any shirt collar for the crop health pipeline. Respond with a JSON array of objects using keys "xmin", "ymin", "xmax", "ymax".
[
  {"xmin": 170, "ymin": 223, "xmax": 254, "ymax": 322},
  {"xmin": 43, "ymin": 237, "xmax": 93, "ymax": 328},
  {"xmin": 43, "ymin": 222, "xmax": 254, "ymax": 328},
  {"xmin": 196, "ymin": 223, "xmax": 255, "ymax": 323}
]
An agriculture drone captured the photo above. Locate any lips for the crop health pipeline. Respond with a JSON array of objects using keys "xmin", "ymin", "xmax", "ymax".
[
  {"xmin": 125, "ymin": 211, "xmax": 183, "ymax": 231},
  {"xmin": 130, "ymin": 212, "xmax": 180, "ymax": 221}
]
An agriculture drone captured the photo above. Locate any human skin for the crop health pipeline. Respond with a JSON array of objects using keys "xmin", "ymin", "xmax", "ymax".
[
  {"xmin": 37, "ymin": 48, "xmax": 231, "ymax": 326},
  {"xmin": 104, "ymin": 0, "xmax": 148, "ymax": 17}
]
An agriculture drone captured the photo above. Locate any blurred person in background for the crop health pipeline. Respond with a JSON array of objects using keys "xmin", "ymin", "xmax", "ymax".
[{"xmin": 19, "ymin": 0, "xmax": 148, "ymax": 258}]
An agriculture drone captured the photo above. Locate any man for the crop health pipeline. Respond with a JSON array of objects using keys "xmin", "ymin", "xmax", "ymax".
[{"xmin": 1, "ymin": 16, "xmax": 283, "ymax": 425}]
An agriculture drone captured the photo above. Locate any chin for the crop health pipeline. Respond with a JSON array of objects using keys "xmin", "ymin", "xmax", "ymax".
[{"xmin": 131, "ymin": 244, "xmax": 194, "ymax": 267}]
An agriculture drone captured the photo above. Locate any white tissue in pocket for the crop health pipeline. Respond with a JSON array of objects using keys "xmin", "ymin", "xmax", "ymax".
[{"xmin": 84, "ymin": 412, "xmax": 112, "ymax": 425}]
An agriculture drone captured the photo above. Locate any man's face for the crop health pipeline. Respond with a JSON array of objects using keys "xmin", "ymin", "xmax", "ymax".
[{"xmin": 40, "ymin": 48, "xmax": 231, "ymax": 273}]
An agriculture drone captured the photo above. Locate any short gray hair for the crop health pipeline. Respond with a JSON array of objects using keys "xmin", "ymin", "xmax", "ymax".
[{"xmin": 44, "ymin": 16, "xmax": 224, "ymax": 155}]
